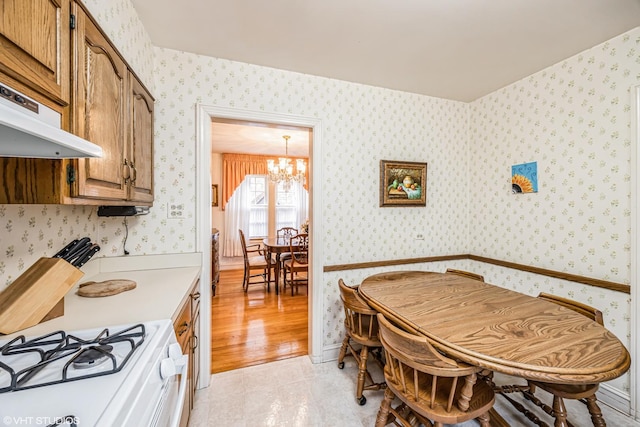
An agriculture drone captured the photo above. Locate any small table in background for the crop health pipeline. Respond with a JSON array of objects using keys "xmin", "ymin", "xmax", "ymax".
[{"xmin": 262, "ymin": 237, "xmax": 299, "ymax": 295}]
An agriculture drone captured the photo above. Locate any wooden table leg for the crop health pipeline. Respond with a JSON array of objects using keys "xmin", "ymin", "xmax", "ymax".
[{"xmin": 275, "ymin": 252, "xmax": 281, "ymax": 295}]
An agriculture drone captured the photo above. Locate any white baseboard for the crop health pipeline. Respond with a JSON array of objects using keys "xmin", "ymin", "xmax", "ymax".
[
  {"xmin": 599, "ymin": 382, "xmax": 633, "ymax": 417},
  {"xmin": 321, "ymin": 344, "xmax": 342, "ymax": 363}
]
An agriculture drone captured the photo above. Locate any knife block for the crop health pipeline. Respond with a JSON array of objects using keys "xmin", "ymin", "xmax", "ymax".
[{"xmin": 0, "ymin": 257, "xmax": 84, "ymax": 335}]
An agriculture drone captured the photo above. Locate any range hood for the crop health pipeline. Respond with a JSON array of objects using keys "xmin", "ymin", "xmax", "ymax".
[{"xmin": 0, "ymin": 84, "xmax": 102, "ymax": 159}]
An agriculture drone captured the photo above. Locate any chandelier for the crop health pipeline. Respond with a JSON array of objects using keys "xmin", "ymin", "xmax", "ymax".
[{"xmin": 267, "ymin": 135, "xmax": 306, "ymax": 191}]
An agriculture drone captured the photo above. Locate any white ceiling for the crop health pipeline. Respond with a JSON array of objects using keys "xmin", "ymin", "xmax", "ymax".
[
  {"xmin": 210, "ymin": 120, "xmax": 311, "ymax": 157},
  {"xmin": 131, "ymin": 0, "xmax": 639, "ymax": 102},
  {"xmin": 130, "ymin": 0, "xmax": 640, "ymax": 154}
]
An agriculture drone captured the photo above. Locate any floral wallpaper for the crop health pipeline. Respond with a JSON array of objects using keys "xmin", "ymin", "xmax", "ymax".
[
  {"xmin": 0, "ymin": 0, "xmax": 636, "ymax": 404},
  {"xmin": 82, "ymin": 0, "xmax": 155, "ymax": 91}
]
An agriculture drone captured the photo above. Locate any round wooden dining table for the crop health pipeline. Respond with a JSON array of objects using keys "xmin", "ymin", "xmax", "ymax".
[
  {"xmin": 358, "ymin": 271, "xmax": 631, "ymax": 385},
  {"xmin": 262, "ymin": 237, "xmax": 296, "ymax": 295}
]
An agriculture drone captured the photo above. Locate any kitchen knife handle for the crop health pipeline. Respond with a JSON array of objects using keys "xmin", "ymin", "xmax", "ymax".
[
  {"xmin": 74, "ymin": 245, "xmax": 101, "ymax": 268},
  {"xmin": 53, "ymin": 239, "xmax": 79, "ymax": 258},
  {"xmin": 64, "ymin": 238, "xmax": 91, "ymax": 262}
]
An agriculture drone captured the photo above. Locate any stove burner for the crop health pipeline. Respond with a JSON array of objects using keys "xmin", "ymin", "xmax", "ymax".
[
  {"xmin": 72, "ymin": 345, "xmax": 113, "ymax": 369},
  {"xmin": 0, "ymin": 324, "xmax": 145, "ymax": 393}
]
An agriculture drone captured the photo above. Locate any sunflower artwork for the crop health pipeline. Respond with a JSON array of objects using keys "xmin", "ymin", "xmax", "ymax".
[{"xmin": 511, "ymin": 162, "xmax": 538, "ymax": 194}]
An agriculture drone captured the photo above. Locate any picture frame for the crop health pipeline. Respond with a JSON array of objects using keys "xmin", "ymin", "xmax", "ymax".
[
  {"xmin": 511, "ymin": 161, "xmax": 538, "ymax": 194},
  {"xmin": 211, "ymin": 184, "xmax": 219, "ymax": 207},
  {"xmin": 380, "ymin": 160, "xmax": 427, "ymax": 207}
]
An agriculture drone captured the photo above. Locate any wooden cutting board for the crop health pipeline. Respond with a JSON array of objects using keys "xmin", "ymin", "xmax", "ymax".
[{"xmin": 77, "ymin": 279, "xmax": 137, "ymax": 297}]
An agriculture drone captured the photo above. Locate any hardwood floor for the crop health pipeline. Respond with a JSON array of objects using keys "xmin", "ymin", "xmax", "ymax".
[{"xmin": 211, "ymin": 269, "xmax": 308, "ymax": 373}]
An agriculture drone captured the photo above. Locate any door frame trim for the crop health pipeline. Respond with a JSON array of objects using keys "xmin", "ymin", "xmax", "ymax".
[
  {"xmin": 195, "ymin": 104, "xmax": 324, "ymax": 388},
  {"xmin": 630, "ymin": 84, "xmax": 639, "ymax": 419}
]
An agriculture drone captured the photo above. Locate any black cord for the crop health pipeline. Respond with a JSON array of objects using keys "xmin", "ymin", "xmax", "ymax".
[{"xmin": 123, "ymin": 217, "xmax": 130, "ymax": 255}]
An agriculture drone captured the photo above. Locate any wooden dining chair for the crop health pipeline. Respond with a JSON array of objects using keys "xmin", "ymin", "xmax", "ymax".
[
  {"xmin": 276, "ymin": 227, "xmax": 298, "ymax": 287},
  {"xmin": 277, "ymin": 227, "xmax": 298, "ymax": 240},
  {"xmin": 521, "ymin": 293, "xmax": 606, "ymax": 427},
  {"xmin": 375, "ymin": 313, "xmax": 495, "ymax": 427},
  {"xmin": 445, "ymin": 268, "xmax": 484, "ymax": 282},
  {"xmin": 238, "ymin": 229, "xmax": 274, "ymax": 293},
  {"xmin": 282, "ymin": 233, "xmax": 308, "ymax": 295},
  {"xmin": 337, "ymin": 279, "xmax": 386, "ymax": 405}
]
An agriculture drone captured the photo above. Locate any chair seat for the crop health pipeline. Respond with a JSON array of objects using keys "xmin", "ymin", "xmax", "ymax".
[
  {"xmin": 248, "ymin": 255, "xmax": 269, "ymax": 268},
  {"xmin": 386, "ymin": 370, "xmax": 496, "ymax": 424},
  {"xmin": 238, "ymin": 229, "xmax": 274, "ymax": 293},
  {"xmin": 283, "ymin": 258, "xmax": 307, "ymax": 272}
]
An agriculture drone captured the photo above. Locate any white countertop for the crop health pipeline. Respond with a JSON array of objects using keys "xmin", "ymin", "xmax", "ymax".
[{"xmin": 2, "ymin": 253, "xmax": 202, "ymax": 340}]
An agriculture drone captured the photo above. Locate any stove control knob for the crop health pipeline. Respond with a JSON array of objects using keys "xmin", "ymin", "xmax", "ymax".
[
  {"xmin": 159, "ymin": 357, "xmax": 177, "ymax": 379},
  {"xmin": 168, "ymin": 342, "xmax": 183, "ymax": 360}
]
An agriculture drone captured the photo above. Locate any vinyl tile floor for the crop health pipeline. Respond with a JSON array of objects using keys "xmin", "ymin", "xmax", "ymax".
[{"xmin": 188, "ymin": 355, "xmax": 639, "ymax": 427}]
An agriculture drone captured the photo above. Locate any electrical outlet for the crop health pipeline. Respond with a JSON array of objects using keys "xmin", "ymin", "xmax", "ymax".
[
  {"xmin": 415, "ymin": 233, "xmax": 425, "ymax": 240},
  {"xmin": 167, "ymin": 203, "xmax": 185, "ymax": 219}
]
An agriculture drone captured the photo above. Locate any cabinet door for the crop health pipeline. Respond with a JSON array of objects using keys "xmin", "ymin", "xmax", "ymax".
[
  {"xmin": 71, "ymin": 4, "xmax": 128, "ymax": 201},
  {"xmin": 0, "ymin": 0, "xmax": 70, "ymax": 104},
  {"xmin": 128, "ymin": 75, "xmax": 154, "ymax": 203}
]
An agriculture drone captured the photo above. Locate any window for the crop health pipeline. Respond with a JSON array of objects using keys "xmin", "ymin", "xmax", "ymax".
[
  {"xmin": 236, "ymin": 175, "xmax": 308, "ymax": 240},
  {"xmin": 247, "ymin": 175, "xmax": 267, "ymax": 238},
  {"xmin": 275, "ymin": 181, "xmax": 298, "ymax": 230}
]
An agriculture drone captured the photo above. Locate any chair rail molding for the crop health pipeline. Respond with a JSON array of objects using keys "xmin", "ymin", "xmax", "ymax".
[{"xmin": 324, "ymin": 254, "xmax": 630, "ymax": 294}]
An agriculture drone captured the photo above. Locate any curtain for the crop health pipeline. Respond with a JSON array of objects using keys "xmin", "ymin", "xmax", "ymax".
[
  {"xmin": 295, "ymin": 182, "xmax": 309, "ymax": 232},
  {"xmin": 222, "ymin": 154, "xmax": 269, "ymax": 211},
  {"xmin": 222, "ymin": 153, "xmax": 309, "ymax": 210},
  {"xmin": 222, "ymin": 179, "xmax": 251, "ymax": 257}
]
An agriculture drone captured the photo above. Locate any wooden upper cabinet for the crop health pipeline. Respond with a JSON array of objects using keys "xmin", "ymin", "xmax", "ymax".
[
  {"xmin": 71, "ymin": 3, "xmax": 128, "ymax": 201},
  {"xmin": 128, "ymin": 76, "xmax": 154, "ymax": 203},
  {"xmin": 0, "ymin": 0, "xmax": 154, "ymax": 206},
  {"xmin": 0, "ymin": 0, "xmax": 70, "ymax": 104}
]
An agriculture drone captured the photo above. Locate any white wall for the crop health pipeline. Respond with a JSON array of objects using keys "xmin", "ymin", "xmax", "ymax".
[{"xmin": 468, "ymin": 29, "xmax": 640, "ymax": 397}]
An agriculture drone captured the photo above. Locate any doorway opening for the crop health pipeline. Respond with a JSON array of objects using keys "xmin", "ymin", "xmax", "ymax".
[
  {"xmin": 195, "ymin": 105, "xmax": 323, "ymax": 388},
  {"xmin": 210, "ymin": 118, "xmax": 311, "ymax": 372}
]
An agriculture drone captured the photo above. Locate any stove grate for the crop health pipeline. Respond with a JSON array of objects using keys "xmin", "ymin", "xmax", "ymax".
[{"xmin": 0, "ymin": 324, "xmax": 145, "ymax": 393}]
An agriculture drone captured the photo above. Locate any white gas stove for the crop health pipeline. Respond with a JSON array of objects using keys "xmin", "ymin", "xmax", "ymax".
[{"xmin": 0, "ymin": 319, "xmax": 187, "ymax": 427}]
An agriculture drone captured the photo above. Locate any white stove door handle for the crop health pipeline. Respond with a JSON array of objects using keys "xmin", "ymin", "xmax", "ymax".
[
  {"xmin": 160, "ymin": 344, "xmax": 187, "ymax": 379},
  {"xmin": 160, "ymin": 358, "xmax": 177, "ymax": 379},
  {"xmin": 169, "ymin": 354, "xmax": 189, "ymax": 427}
]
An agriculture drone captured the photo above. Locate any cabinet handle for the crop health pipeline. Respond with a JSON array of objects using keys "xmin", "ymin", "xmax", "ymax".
[
  {"xmin": 192, "ymin": 291, "xmax": 201, "ymax": 301},
  {"xmin": 192, "ymin": 334, "xmax": 199, "ymax": 350},
  {"xmin": 177, "ymin": 321, "xmax": 189, "ymax": 336},
  {"xmin": 123, "ymin": 159, "xmax": 131, "ymax": 184},
  {"xmin": 130, "ymin": 161, "xmax": 137, "ymax": 184}
]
